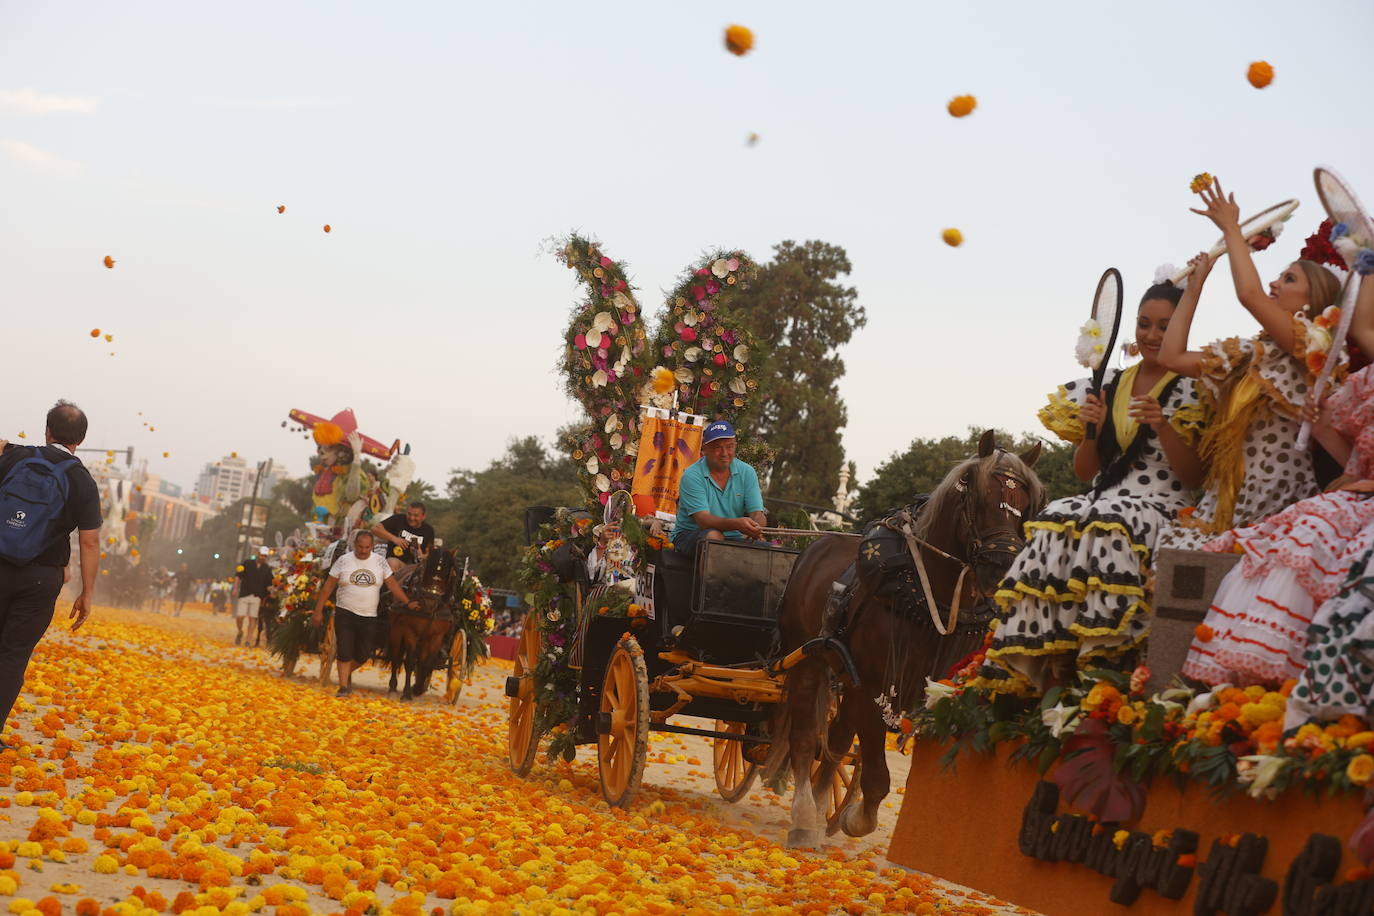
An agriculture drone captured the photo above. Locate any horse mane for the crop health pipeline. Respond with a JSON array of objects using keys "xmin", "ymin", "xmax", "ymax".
[{"xmin": 910, "ymin": 450, "xmax": 1046, "ymax": 542}]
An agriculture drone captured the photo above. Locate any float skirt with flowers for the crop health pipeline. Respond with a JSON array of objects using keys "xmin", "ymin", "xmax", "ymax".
[
  {"xmin": 1183, "ymin": 361, "xmax": 1374, "ymax": 689},
  {"xmin": 972, "ymin": 368, "xmax": 1203, "ymax": 696}
]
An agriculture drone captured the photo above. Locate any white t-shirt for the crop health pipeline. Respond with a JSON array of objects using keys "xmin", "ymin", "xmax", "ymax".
[{"xmin": 328, "ymin": 552, "xmax": 393, "ymax": 618}]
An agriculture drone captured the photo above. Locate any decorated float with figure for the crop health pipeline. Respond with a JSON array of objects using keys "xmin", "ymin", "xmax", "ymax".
[
  {"xmin": 504, "ymin": 235, "xmax": 882, "ymax": 812},
  {"xmin": 268, "ymin": 408, "xmax": 494, "ymax": 701}
]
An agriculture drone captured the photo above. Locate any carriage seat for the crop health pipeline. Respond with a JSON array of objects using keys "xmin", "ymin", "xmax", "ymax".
[{"xmin": 653, "ymin": 546, "xmax": 696, "ymax": 633}]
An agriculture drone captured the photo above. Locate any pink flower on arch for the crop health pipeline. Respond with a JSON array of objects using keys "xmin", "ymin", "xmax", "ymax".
[
  {"xmin": 681, "ymin": 327, "xmax": 698, "ymax": 342},
  {"xmin": 575, "ymin": 334, "xmax": 587, "ymax": 349},
  {"xmin": 705, "ymin": 280, "xmax": 720, "ymax": 296},
  {"xmin": 600, "ymin": 256, "xmax": 613, "ymax": 268},
  {"xmin": 691, "ymin": 285, "xmax": 706, "ymax": 302}
]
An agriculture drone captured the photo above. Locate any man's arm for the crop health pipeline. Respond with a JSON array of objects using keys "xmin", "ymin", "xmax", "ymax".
[
  {"xmin": 70, "ymin": 528, "xmax": 100, "ymax": 630},
  {"xmin": 385, "ymin": 576, "xmax": 419, "ymax": 608},
  {"xmin": 371, "ymin": 519, "xmax": 404, "ymax": 549},
  {"xmin": 313, "ymin": 576, "xmax": 338, "ymax": 623}
]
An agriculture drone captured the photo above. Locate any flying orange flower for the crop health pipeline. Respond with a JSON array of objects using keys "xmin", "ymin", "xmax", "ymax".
[
  {"xmin": 89, "ymin": 328, "xmax": 100, "ymax": 338},
  {"xmin": 724, "ymin": 24, "xmax": 754, "ymax": 56},
  {"xmin": 277, "ymin": 205, "xmax": 286, "ymax": 214},
  {"xmin": 942, "ymin": 228, "xmax": 963, "ymax": 247},
  {"xmin": 103, "ymin": 256, "xmax": 115, "ymax": 269},
  {"xmin": 1194, "ymin": 624, "xmax": 1214, "ymax": 642},
  {"xmin": 947, "ymin": 95, "xmax": 977, "ymax": 118},
  {"xmin": 1247, "ymin": 61, "xmax": 1274, "ymax": 89},
  {"xmin": 104, "ymin": 333, "xmax": 112, "ymax": 342},
  {"xmin": 323, "ymin": 224, "xmax": 332, "ymax": 233}
]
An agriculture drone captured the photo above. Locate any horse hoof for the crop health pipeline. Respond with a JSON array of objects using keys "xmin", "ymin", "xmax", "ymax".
[
  {"xmin": 786, "ymin": 828, "xmax": 825, "ymax": 849},
  {"xmin": 840, "ymin": 806, "xmax": 875, "ymax": 839}
]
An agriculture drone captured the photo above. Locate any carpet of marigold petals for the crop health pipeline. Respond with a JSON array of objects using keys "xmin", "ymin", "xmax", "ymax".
[{"xmin": 0, "ymin": 607, "xmax": 1029, "ymax": 916}]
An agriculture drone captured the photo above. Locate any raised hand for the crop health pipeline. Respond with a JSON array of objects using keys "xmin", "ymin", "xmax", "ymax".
[
  {"xmin": 1187, "ymin": 250, "xmax": 1215, "ymax": 284},
  {"xmin": 1189, "ymin": 177, "xmax": 1241, "ymax": 231}
]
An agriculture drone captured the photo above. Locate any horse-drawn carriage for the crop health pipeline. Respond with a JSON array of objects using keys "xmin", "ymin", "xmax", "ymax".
[
  {"xmin": 505, "ymin": 505, "xmax": 863, "ymax": 816},
  {"xmin": 281, "ymin": 543, "xmax": 490, "ymax": 703}
]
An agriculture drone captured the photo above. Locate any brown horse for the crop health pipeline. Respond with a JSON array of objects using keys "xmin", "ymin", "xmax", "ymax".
[
  {"xmin": 387, "ymin": 548, "xmax": 459, "ymax": 701},
  {"xmin": 765, "ymin": 431, "xmax": 1045, "ymax": 848}
]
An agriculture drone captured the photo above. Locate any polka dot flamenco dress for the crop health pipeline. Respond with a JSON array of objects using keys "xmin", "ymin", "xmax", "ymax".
[
  {"xmin": 974, "ymin": 366, "xmax": 1204, "ymax": 695},
  {"xmin": 1156, "ymin": 329, "xmax": 1326, "ymax": 551},
  {"xmin": 1184, "ymin": 363, "xmax": 1374, "ymax": 692}
]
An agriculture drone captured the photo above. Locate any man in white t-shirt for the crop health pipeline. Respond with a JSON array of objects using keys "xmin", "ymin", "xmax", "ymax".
[{"xmin": 313, "ymin": 530, "xmax": 418, "ymax": 696}]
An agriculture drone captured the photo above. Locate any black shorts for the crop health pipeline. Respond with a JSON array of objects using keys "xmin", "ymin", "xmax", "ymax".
[{"xmin": 334, "ymin": 607, "xmax": 378, "ymax": 664}]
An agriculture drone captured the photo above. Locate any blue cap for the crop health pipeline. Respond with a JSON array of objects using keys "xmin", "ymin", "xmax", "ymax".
[{"xmin": 702, "ymin": 420, "xmax": 736, "ymax": 445}]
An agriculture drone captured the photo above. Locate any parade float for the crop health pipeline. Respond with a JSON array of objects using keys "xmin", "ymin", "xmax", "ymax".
[
  {"xmin": 270, "ymin": 408, "xmax": 493, "ymax": 696},
  {"xmin": 507, "ymin": 236, "xmax": 849, "ymax": 807},
  {"xmin": 886, "ymin": 172, "xmax": 1374, "ymax": 916}
]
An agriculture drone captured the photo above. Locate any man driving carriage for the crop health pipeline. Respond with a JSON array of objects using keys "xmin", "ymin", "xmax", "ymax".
[
  {"xmin": 673, "ymin": 420, "xmax": 767, "ymax": 556},
  {"xmin": 312, "ymin": 530, "xmax": 419, "ymax": 696},
  {"xmin": 371, "ymin": 502, "xmax": 435, "ymax": 573}
]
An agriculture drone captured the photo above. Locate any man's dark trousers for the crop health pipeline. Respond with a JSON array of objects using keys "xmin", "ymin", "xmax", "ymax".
[{"xmin": 0, "ymin": 561, "xmax": 62, "ymax": 730}]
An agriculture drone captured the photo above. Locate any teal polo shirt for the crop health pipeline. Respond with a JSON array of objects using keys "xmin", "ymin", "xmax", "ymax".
[{"xmin": 675, "ymin": 457, "xmax": 765, "ymax": 538}]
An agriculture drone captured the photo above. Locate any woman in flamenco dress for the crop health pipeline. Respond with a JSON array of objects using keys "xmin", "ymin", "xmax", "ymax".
[
  {"xmin": 1155, "ymin": 179, "xmax": 1345, "ymax": 552},
  {"xmin": 1183, "ymin": 237, "xmax": 1374, "ymax": 693},
  {"xmin": 975, "ymin": 276, "xmax": 1206, "ymax": 695}
]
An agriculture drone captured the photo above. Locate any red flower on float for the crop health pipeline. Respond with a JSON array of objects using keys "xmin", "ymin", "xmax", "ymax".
[{"xmin": 681, "ymin": 327, "xmax": 698, "ymax": 342}]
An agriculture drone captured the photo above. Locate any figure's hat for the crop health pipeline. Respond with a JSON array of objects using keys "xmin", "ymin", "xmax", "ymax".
[{"xmin": 286, "ymin": 407, "xmax": 399, "ymax": 460}]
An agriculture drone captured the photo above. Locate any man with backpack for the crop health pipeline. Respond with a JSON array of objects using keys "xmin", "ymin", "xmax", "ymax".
[{"xmin": 0, "ymin": 402, "xmax": 102, "ymax": 744}]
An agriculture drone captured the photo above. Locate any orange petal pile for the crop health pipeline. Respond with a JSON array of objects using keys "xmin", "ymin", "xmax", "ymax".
[{"xmin": 0, "ymin": 608, "xmax": 1020, "ymax": 916}]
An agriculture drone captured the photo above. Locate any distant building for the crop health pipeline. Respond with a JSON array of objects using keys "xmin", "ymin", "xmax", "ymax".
[
  {"xmin": 195, "ymin": 455, "xmax": 251, "ymax": 509},
  {"xmin": 133, "ymin": 473, "xmax": 216, "ymax": 543}
]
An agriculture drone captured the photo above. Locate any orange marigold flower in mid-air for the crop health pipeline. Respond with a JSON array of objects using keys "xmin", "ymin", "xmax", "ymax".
[
  {"xmin": 1190, "ymin": 173, "xmax": 1214, "ymax": 194},
  {"xmin": 102, "ymin": 256, "xmax": 115, "ymax": 269},
  {"xmin": 941, "ymin": 228, "xmax": 963, "ymax": 247},
  {"xmin": 1247, "ymin": 61, "xmax": 1274, "ymax": 89},
  {"xmin": 1194, "ymin": 624, "xmax": 1214, "ymax": 642},
  {"xmin": 947, "ymin": 95, "xmax": 976, "ymax": 118},
  {"xmin": 724, "ymin": 24, "xmax": 754, "ymax": 56}
]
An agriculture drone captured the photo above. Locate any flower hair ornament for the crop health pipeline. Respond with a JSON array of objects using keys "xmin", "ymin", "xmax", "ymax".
[
  {"xmin": 1153, "ymin": 263, "xmax": 1188, "ymax": 292},
  {"xmin": 1300, "ymin": 220, "xmax": 1350, "ymax": 281}
]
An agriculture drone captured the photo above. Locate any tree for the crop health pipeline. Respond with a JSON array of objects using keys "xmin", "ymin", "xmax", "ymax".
[
  {"xmin": 737, "ymin": 240, "xmax": 866, "ymax": 505},
  {"xmin": 141, "ymin": 495, "xmax": 307, "ymax": 579},
  {"xmin": 854, "ymin": 428, "xmax": 1083, "ymax": 523},
  {"xmin": 427, "ymin": 437, "xmax": 584, "ymax": 590},
  {"xmin": 271, "ymin": 475, "xmax": 317, "ymax": 517}
]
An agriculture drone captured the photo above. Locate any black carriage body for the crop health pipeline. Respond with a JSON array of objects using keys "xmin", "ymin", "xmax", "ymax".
[{"xmin": 571, "ymin": 539, "xmax": 799, "ymax": 744}]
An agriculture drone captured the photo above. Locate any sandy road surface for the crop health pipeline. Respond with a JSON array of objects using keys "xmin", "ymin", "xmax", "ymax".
[{"xmin": 0, "ymin": 603, "xmax": 1035, "ymax": 915}]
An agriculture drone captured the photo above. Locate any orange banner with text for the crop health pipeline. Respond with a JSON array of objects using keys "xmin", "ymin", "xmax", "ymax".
[{"xmin": 630, "ymin": 410, "xmax": 704, "ymax": 518}]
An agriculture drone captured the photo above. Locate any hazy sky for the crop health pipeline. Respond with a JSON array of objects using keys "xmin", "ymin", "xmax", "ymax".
[{"xmin": 4, "ymin": 1, "xmax": 1372, "ymax": 497}]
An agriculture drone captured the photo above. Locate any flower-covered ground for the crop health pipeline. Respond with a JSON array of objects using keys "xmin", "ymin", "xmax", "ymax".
[{"xmin": 0, "ymin": 605, "xmax": 1031, "ymax": 916}]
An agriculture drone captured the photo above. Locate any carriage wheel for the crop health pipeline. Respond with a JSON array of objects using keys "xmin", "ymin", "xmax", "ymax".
[
  {"xmin": 507, "ymin": 612, "xmax": 542, "ymax": 777},
  {"xmin": 712, "ymin": 720, "xmax": 758, "ymax": 803},
  {"xmin": 317, "ymin": 618, "xmax": 336, "ymax": 686},
  {"xmin": 444, "ymin": 630, "xmax": 468, "ymax": 705},
  {"xmin": 598, "ymin": 634, "xmax": 649, "ymax": 808}
]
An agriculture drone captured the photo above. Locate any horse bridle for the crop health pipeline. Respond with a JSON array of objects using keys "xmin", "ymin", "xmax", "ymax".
[{"xmin": 897, "ymin": 459, "xmax": 1033, "ymax": 635}]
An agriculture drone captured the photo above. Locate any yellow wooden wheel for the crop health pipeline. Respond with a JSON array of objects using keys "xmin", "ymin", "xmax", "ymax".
[
  {"xmin": 712, "ymin": 720, "xmax": 759, "ymax": 803},
  {"xmin": 445, "ymin": 630, "xmax": 467, "ymax": 705},
  {"xmin": 318, "ymin": 616, "xmax": 336, "ymax": 686},
  {"xmin": 597, "ymin": 634, "xmax": 649, "ymax": 807},
  {"xmin": 507, "ymin": 612, "xmax": 541, "ymax": 776}
]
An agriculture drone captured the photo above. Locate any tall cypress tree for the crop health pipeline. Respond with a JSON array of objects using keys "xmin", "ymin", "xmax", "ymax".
[{"xmin": 740, "ymin": 240, "xmax": 866, "ymax": 505}]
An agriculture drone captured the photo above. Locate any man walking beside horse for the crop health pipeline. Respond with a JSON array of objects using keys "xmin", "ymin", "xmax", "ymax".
[{"xmin": 313, "ymin": 530, "xmax": 418, "ymax": 696}]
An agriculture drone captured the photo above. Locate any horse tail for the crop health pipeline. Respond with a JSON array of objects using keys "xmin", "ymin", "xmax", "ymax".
[
  {"xmin": 760, "ymin": 667, "xmax": 834, "ymax": 789},
  {"xmin": 759, "ymin": 705, "xmax": 791, "ymax": 787}
]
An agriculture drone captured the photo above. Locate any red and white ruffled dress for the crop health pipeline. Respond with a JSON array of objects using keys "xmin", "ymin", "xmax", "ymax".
[{"xmin": 1183, "ymin": 364, "xmax": 1374, "ymax": 686}]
